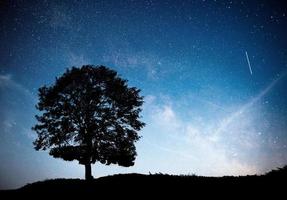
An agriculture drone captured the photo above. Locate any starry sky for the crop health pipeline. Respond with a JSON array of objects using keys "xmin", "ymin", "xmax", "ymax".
[{"xmin": 1, "ymin": 0, "xmax": 287, "ymax": 189}]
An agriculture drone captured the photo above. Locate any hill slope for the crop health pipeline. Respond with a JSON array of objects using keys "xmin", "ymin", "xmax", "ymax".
[{"xmin": 1, "ymin": 166, "xmax": 286, "ymax": 196}]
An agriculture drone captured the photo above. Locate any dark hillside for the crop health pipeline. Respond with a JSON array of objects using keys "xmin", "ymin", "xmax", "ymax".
[{"xmin": 1, "ymin": 166, "xmax": 286, "ymax": 197}]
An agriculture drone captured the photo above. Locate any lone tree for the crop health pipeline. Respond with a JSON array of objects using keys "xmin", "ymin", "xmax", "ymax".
[{"xmin": 32, "ymin": 65, "xmax": 145, "ymax": 180}]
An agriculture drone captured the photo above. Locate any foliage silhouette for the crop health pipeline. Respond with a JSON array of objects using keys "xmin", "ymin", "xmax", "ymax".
[{"xmin": 32, "ymin": 65, "xmax": 145, "ymax": 180}]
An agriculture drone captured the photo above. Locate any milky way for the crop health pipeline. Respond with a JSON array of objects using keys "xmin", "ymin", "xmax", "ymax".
[{"xmin": 1, "ymin": 0, "xmax": 287, "ymax": 189}]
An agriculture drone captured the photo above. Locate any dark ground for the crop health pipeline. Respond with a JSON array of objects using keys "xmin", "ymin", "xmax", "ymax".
[{"xmin": 1, "ymin": 166, "xmax": 286, "ymax": 197}]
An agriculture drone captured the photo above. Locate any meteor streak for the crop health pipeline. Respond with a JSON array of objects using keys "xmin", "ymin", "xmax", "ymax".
[{"xmin": 245, "ymin": 51, "xmax": 253, "ymax": 75}]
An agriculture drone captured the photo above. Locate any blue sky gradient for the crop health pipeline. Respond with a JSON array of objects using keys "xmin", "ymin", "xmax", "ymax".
[{"xmin": 1, "ymin": 0, "xmax": 287, "ymax": 189}]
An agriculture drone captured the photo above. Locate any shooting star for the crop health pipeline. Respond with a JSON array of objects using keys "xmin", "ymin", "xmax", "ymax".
[{"xmin": 245, "ymin": 51, "xmax": 253, "ymax": 75}]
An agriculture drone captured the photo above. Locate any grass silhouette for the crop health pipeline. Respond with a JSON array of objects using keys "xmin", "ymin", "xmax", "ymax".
[{"xmin": 1, "ymin": 166, "xmax": 286, "ymax": 197}]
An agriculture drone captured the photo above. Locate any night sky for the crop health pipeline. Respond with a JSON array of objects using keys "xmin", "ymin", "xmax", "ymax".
[{"xmin": 1, "ymin": 0, "xmax": 287, "ymax": 189}]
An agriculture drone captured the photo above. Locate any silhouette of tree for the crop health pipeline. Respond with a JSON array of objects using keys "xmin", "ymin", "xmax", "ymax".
[{"xmin": 32, "ymin": 65, "xmax": 145, "ymax": 180}]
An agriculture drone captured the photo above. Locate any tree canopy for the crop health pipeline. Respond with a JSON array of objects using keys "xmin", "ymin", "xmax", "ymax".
[{"xmin": 32, "ymin": 65, "xmax": 145, "ymax": 179}]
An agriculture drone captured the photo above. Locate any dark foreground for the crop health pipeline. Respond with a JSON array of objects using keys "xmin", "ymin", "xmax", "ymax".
[{"xmin": 1, "ymin": 166, "xmax": 286, "ymax": 197}]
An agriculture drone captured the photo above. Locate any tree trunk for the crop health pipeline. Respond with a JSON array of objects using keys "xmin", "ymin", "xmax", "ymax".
[{"xmin": 85, "ymin": 163, "xmax": 93, "ymax": 180}]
